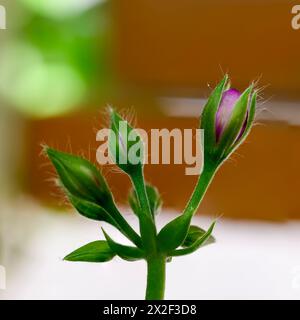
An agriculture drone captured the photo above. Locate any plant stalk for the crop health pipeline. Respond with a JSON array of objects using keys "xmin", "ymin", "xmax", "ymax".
[
  {"xmin": 145, "ymin": 256, "xmax": 166, "ymax": 300},
  {"xmin": 111, "ymin": 206, "xmax": 143, "ymax": 248},
  {"xmin": 130, "ymin": 167, "xmax": 157, "ymax": 253},
  {"xmin": 183, "ymin": 160, "xmax": 219, "ymax": 219}
]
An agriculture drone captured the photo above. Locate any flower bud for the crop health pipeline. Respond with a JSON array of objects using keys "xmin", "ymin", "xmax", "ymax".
[
  {"xmin": 109, "ymin": 108, "xmax": 144, "ymax": 175},
  {"xmin": 201, "ymin": 75, "xmax": 257, "ymax": 161},
  {"xmin": 128, "ymin": 184, "xmax": 162, "ymax": 218},
  {"xmin": 45, "ymin": 147, "xmax": 114, "ymax": 209},
  {"xmin": 215, "ymin": 88, "xmax": 241, "ymax": 142}
]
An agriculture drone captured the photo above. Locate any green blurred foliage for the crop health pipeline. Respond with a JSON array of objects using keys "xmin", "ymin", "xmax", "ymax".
[{"xmin": 0, "ymin": 0, "xmax": 111, "ymax": 118}]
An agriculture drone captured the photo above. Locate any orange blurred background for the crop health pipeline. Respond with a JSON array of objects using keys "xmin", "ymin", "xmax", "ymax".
[{"xmin": 1, "ymin": 0, "xmax": 300, "ymax": 220}]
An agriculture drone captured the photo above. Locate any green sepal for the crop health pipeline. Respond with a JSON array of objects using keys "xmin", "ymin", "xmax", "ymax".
[
  {"xmin": 227, "ymin": 91, "xmax": 257, "ymax": 155},
  {"xmin": 68, "ymin": 194, "xmax": 117, "ymax": 225},
  {"xmin": 102, "ymin": 228, "xmax": 145, "ymax": 261},
  {"xmin": 157, "ymin": 214, "xmax": 191, "ymax": 253},
  {"xmin": 200, "ymin": 75, "xmax": 228, "ymax": 154},
  {"xmin": 109, "ymin": 108, "xmax": 144, "ymax": 175},
  {"xmin": 182, "ymin": 225, "xmax": 215, "ymax": 248},
  {"xmin": 217, "ymin": 84, "xmax": 253, "ymax": 159},
  {"xmin": 128, "ymin": 184, "xmax": 162, "ymax": 218},
  {"xmin": 64, "ymin": 240, "xmax": 115, "ymax": 262},
  {"xmin": 171, "ymin": 221, "xmax": 216, "ymax": 257}
]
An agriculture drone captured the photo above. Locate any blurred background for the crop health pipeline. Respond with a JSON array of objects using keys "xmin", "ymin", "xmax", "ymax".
[{"xmin": 0, "ymin": 0, "xmax": 300, "ymax": 299}]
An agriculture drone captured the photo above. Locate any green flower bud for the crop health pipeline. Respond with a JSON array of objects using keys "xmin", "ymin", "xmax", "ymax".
[
  {"xmin": 128, "ymin": 184, "xmax": 162, "ymax": 218},
  {"xmin": 45, "ymin": 147, "xmax": 114, "ymax": 210},
  {"xmin": 109, "ymin": 108, "xmax": 144, "ymax": 175}
]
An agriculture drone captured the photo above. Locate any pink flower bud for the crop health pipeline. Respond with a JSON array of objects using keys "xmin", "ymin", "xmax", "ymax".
[{"xmin": 215, "ymin": 89, "xmax": 242, "ymax": 142}]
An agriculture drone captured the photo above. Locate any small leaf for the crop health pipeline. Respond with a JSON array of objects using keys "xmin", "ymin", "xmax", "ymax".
[
  {"xmin": 102, "ymin": 228, "xmax": 145, "ymax": 261},
  {"xmin": 182, "ymin": 225, "xmax": 215, "ymax": 248},
  {"xmin": 171, "ymin": 221, "xmax": 216, "ymax": 257},
  {"xmin": 64, "ymin": 241, "xmax": 115, "ymax": 262},
  {"xmin": 128, "ymin": 184, "xmax": 162, "ymax": 218},
  {"xmin": 157, "ymin": 214, "xmax": 191, "ymax": 253}
]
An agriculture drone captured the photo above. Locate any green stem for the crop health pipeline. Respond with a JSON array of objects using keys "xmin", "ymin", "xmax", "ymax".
[
  {"xmin": 145, "ymin": 256, "xmax": 166, "ymax": 300},
  {"xmin": 183, "ymin": 160, "xmax": 219, "ymax": 220},
  {"xmin": 111, "ymin": 206, "xmax": 143, "ymax": 248},
  {"xmin": 131, "ymin": 168, "xmax": 152, "ymax": 219},
  {"xmin": 131, "ymin": 167, "xmax": 157, "ymax": 253}
]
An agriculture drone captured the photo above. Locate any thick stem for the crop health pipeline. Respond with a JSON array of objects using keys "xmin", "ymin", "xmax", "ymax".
[
  {"xmin": 131, "ymin": 168, "xmax": 152, "ymax": 219},
  {"xmin": 183, "ymin": 160, "xmax": 219, "ymax": 219},
  {"xmin": 131, "ymin": 167, "xmax": 157, "ymax": 253},
  {"xmin": 145, "ymin": 256, "xmax": 166, "ymax": 300}
]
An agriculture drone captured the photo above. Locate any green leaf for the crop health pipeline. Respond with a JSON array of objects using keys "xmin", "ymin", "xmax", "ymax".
[
  {"xmin": 64, "ymin": 240, "xmax": 115, "ymax": 262},
  {"xmin": 157, "ymin": 214, "xmax": 191, "ymax": 253},
  {"xmin": 171, "ymin": 221, "xmax": 216, "ymax": 257},
  {"xmin": 128, "ymin": 184, "xmax": 162, "ymax": 218},
  {"xmin": 182, "ymin": 225, "xmax": 215, "ymax": 248},
  {"xmin": 102, "ymin": 228, "xmax": 145, "ymax": 261}
]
